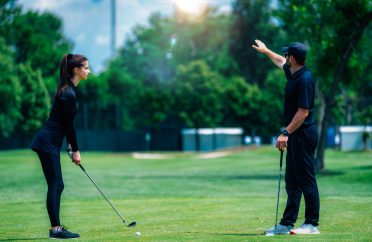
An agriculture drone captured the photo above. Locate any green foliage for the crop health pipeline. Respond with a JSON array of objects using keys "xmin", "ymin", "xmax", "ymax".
[
  {"xmin": 77, "ymin": 74, "xmax": 113, "ymax": 129},
  {"xmin": 220, "ymin": 69, "xmax": 286, "ymax": 138},
  {"xmin": 230, "ymin": 0, "xmax": 286, "ymax": 85},
  {"xmin": 0, "ymin": 38, "xmax": 22, "ymax": 137},
  {"xmin": 173, "ymin": 7, "xmax": 238, "ymax": 76},
  {"xmin": 79, "ymin": 74, "xmax": 109, "ymax": 104},
  {"xmin": 134, "ymin": 86, "xmax": 174, "ymax": 129},
  {"xmin": 115, "ymin": 8, "xmax": 235, "ymax": 84},
  {"xmin": 221, "ymin": 76, "xmax": 262, "ymax": 131},
  {"xmin": 347, "ymin": 24, "xmax": 372, "ymax": 125},
  {"xmin": 0, "ymin": 0, "xmax": 21, "ymax": 37},
  {"xmin": 173, "ymin": 60, "xmax": 224, "ymax": 127},
  {"xmin": 5, "ymin": 10, "xmax": 71, "ymax": 79},
  {"xmin": 259, "ymin": 69, "xmax": 287, "ymax": 134},
  {"xmin": 276, "ymin": 0, "xmax": 371, "ymax": 106},
  {"xmin": 0, "ymin": 0, "xmax": 73, "ymax": 137},
  {"xmin": 107, "ymin": 7, "xmax": 286, "ymax": 134},
  {"xmin": 115, "ymin": 13, "xmax": 175, "ymax": 84},
  {"xmin": 18, "ymin": 63, "xmax": 50, "ymax": 135}
]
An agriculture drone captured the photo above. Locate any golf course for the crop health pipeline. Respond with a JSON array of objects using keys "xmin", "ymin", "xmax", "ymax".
[{"xmin": 0, "ymin": 146, "xmax": 371, "ymax": 241}]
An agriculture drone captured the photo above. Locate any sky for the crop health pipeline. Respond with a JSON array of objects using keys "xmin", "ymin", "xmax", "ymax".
[{"xmin": 17, "ymin": 0, "xmax": 232, "ymax": 73}]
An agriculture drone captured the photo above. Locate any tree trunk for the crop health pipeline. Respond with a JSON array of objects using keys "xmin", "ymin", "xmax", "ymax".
[{"xmin": 315, "ymin": 104, "xmax": 330, "ymax": 170}]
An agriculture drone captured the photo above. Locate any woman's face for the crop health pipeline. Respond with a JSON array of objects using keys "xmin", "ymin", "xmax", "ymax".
[{"xmin": 75, "ymin": 60, "xmax": 90, "ymax": 81}]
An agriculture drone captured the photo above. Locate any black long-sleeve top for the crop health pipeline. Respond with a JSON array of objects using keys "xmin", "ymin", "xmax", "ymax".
[{"xmin": 31, "ymin": 80, "xmax": 79, "ymax": 155}]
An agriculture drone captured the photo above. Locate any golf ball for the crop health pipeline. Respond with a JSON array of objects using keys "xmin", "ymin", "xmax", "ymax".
[{"xmin": 135, "ymin": 231, "xmax": 141, "ymax": 236}]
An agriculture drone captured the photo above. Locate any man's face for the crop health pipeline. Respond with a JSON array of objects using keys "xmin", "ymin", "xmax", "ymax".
[{"xmin": 285, "ymin": 54, "xmax": 293, "ymax": 67}]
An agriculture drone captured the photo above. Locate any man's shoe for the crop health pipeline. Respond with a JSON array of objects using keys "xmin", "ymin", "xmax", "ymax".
[
  {"xmin": 290, "ymin": 223, "xmax": 320, "ymax": 235},
  {"xmin": 264, "ymin": 224, "xmax": 293, "ymax": 234},
  {"xmin": 49, "ymin": 226, "xmax": 80, "ymax": 239}
]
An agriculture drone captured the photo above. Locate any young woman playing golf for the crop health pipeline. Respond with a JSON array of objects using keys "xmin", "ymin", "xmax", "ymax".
[{"xmin": 31, "ymin": 53, "xmax": 90, "ymax": 239}]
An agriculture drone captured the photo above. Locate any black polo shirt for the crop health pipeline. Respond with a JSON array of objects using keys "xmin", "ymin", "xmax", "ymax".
[
  {"xmin": 282, "ymin": 63, "xmax": 315, "ymax": 128},
  {"xmin": 31, "ymin": 80, "xmax": 79, "ymax": 155}
]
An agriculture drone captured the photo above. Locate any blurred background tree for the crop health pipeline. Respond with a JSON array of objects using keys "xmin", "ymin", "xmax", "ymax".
[
  {"xmin": 0, "ymin": 0, "xmax": 70, "ymax": 137},
  {"xmin": 0, "ymin": 37, "xmax": 22, "ymax": 137},
  {"xmin": 18, "ymin": 63, "xmax": 50, "ymax": 135},
  {"xmin": 229, "ymin": 0, "xmax": 287, "ymax": 86}
]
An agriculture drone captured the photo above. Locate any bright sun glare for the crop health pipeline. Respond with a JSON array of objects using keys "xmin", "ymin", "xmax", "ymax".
[{"xmin": 173, "ymin": 0, "xmax": 210, "ymax": 15}]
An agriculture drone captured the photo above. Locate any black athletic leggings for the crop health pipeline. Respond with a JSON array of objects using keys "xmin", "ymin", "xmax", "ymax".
[{"xmin": 36, "ymin": 150, "xmax": 64, "ymax": 227}]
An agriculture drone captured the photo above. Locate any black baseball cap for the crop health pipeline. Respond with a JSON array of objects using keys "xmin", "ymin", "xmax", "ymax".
[{"xmin": 282, "ymin": 42, "xmax": 307, "ymax": 64}]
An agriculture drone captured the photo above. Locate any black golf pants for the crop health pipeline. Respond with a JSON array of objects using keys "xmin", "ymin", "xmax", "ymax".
[
  {"xmin": 280, "ymin": 124, "xmax": 320, "ymax": 227},
  {"xmin": 36, "ymin": 150, "xmax": 64, "ymax": 227}
]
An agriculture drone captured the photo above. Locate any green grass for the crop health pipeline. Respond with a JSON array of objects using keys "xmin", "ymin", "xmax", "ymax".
[{"xmin": 0, "ymin": 147, "xmax": 371, "ymax": 241}]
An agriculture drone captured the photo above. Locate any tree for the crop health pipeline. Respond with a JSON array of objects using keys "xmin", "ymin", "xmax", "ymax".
[
  {"xmin": 346, "ymin": 25, "xmax": 372, "ymax": 126},
  {"xmin": 133, "ymin": 86, "xmax": 174, "ymax": 129},
  {"xmin": 115, "ymin": 13, "xmax": 175, "ymax": 85},
  {"xmin": 18, "ymin": 62, "xmax": 50, "ymax": 135},
  {"xmin": 0, "ymin": 0, "xmax": 20, "ymax": 36},
  {"xmin": 276, "ymin": 0, "xmax": 372, "ymax": 169},
  {"xmin": 230, "ymin": 0, "xmax": 286, "ymax": 85},
  {"xmin": 98, "ymin": 62, "xmax": 141, "ymax": 130},
  {"xmin": 258, "ymin": 69, "xmax": 287, "ymax": 137},
  {"xmin": 0, "ymin": 37, "xmax": 22, "ymax": 137},
  {"xmin": 173, "ymin": 7, "xmax": 239, "ymax": 76},
  {"xmin": 109, "ymin": 8, "xmax": 238, "ymax": 130},
  {"xmin": 115, "ymin": 8, "xmax": 235, "ymax": 85},
  {"xmin": 173, "ymin": 60, "xmax": 224, "ymax": 128},
  {"xmin": 221, "ymin": 76, "xmax": 263, "ymax": 133},
  {"xmin": 220, "ymin": 69, "xmax": 286, "ymax": 139},
  {"xmin": 4, "ymin": 7, "xmax": 71, "ymax": 93}
]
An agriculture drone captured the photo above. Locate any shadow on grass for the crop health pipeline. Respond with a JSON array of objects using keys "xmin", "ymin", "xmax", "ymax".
[
  {"xmin": 220, "ymin": 233, "xmax": 260, "ymax": 237},
  {"xmin": 1, "ymin": 238, "xmax": 48, "ymax": 241},
  {"xmin": 353, "ymin": 165, "xmax": 372, "ymax": 170},
  {"xmin": 316, "ymin": 170, "xmax": 344, "ymax": 177},
  {"xmin": 185, "ymin": 231, "xmax": 259, "ymax": 237},
  {"xmin": 134, "ymin": 174, "xmax": 279, "ymax": 180}
]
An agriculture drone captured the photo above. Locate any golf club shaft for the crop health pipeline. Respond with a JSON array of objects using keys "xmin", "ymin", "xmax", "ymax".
[
  {"xmin": 67, "ymin": 149, "xmax": 135, "ymax": 227},
  {"xmin": 274, "ymin": 150, "xmax": 284, "ymax": 234},
  {"xmin": 78, "ymin": 164, "xmax": 129, "ymax": 224}
]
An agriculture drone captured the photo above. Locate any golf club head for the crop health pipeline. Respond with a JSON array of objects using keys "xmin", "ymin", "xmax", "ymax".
[{"xmin": 127, "ymin": 221, "xmax": 137, "ymax": 227}]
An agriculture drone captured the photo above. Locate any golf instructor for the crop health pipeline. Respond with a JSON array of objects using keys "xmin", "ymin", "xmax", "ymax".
[
  {"xmin": 252, "ymin": 40, "xmax": 320, "ymax": 235},
  {"xmin": 31, "ymin": 53, "xmax": 90, "ymax": 239}
]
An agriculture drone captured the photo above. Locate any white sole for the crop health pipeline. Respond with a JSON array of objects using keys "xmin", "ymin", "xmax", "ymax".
[{"xmin": 290, "ymin": 230, "xmax": 320, "ymax": 235}]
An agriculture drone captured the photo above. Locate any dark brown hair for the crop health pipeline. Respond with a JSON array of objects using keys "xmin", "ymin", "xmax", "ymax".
[{"xmin": 56, "ymin": 53, "xmax": 88, "ymax": 97}]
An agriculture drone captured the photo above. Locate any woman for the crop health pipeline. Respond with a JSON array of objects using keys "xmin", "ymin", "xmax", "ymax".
[{"xmin": 31, "ymin": 53, "xmax": 90, "ymax": 239}]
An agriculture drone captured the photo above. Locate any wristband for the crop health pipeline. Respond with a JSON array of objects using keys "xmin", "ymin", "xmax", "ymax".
[{"xmin": 281, "ymin": 129, "xmax": 289, "ymax": 136}]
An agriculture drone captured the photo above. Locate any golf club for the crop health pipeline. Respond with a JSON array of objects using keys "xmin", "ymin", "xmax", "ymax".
[
  {"xmin": 274, "ymin": 150, "xmax": 284, "ymax": 235},
  {"xmin": 67, "ymin": 148, "xmax": 136, "ymax": 228}
]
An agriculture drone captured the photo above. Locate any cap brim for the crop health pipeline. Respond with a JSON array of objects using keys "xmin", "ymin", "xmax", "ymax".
[{"xmin": 282, "ymin": 47, "xmax": 289, "ymax": 53}]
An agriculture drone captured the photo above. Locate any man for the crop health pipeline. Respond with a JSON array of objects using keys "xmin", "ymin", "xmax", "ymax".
[{"xmin": 252, "ymin": 40, "xmax": 320, "ymax": 235}]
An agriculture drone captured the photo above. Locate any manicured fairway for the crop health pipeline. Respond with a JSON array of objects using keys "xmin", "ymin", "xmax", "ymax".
[{"xmin": 0, "ymin": 147, "xmax": 371, "ymax": 241}]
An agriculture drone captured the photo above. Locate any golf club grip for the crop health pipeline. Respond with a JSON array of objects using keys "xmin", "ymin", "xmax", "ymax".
[{"xmin": 67, "ymin": 150, "xmax": 83, "ymax": 169}]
